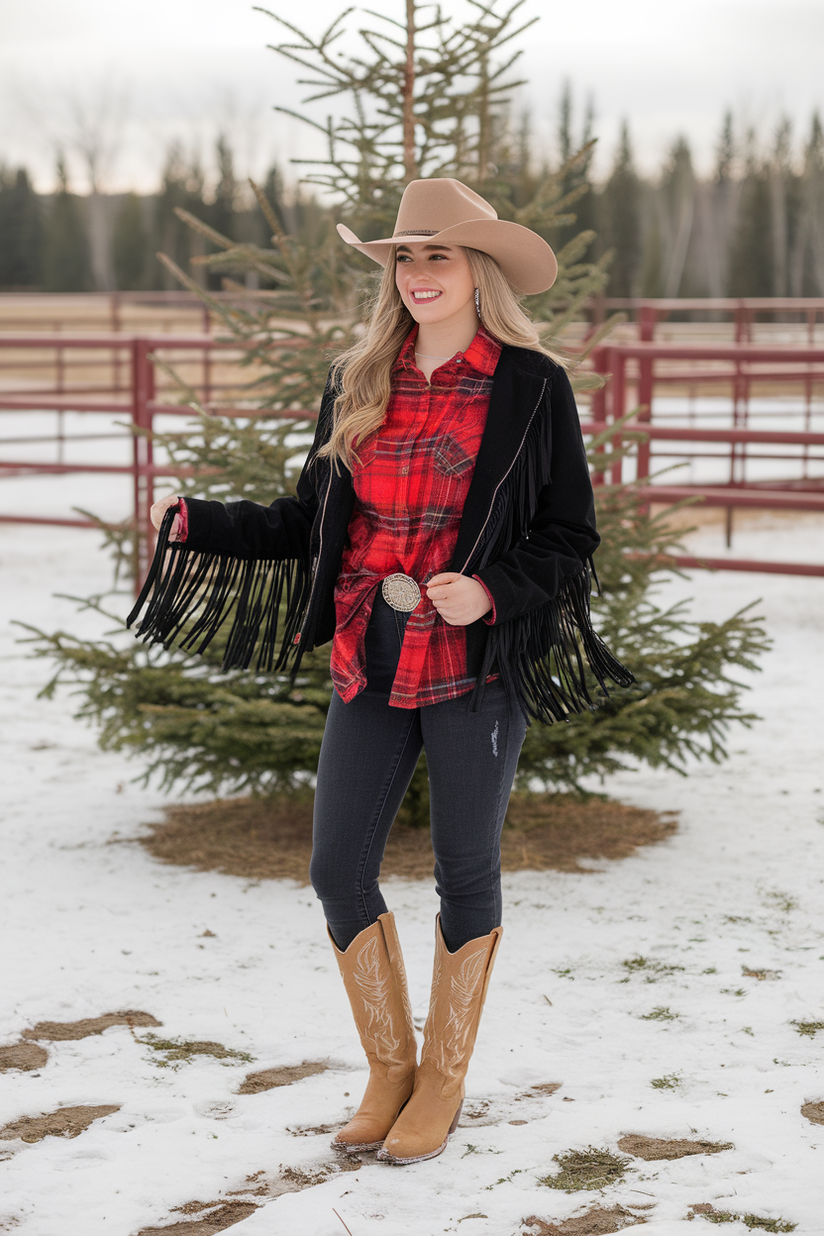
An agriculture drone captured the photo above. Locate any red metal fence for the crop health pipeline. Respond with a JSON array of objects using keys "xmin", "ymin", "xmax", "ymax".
[
  {"xmin": 0, "ymin": 333, "xmax": 254, "ymax": 581},
  {"xmin": 586, "ymin": 341, "xmax": 824, "ymax": 576},
  {"xmin": 597, "ymin": 297, "xmax": 824, "ymax": 345},
  {"xmin": 1, "ymin": 328, "xmax": 823, "ymax": 584}
]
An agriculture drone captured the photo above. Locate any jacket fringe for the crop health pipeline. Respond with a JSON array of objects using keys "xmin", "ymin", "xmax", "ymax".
[
  {"xmin": 127, "ymin": 507, "xmax": 311, "ymax": 673},
  {"xmin": 474, "ymin": 565, "xmax": 635, "ymax": 723},
  {"xmin": 466, "ymin": 383, "xmax": 635, "ymax": 720}
]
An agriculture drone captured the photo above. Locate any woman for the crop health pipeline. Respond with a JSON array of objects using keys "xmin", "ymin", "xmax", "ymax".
[{"xmin": 130, "ymin": 178, "xmax": 633, "ymax": 1166}]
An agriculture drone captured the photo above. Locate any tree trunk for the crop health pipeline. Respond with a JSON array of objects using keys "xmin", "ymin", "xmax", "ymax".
[{"xmin": 403, "ymin": 0, "xmax": 417, "ymax": 183}]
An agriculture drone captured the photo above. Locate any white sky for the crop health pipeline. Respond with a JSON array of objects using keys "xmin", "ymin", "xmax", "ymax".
[{"xmin": 1, "ymin": 0, "xmax": 823, "ymax": 193}]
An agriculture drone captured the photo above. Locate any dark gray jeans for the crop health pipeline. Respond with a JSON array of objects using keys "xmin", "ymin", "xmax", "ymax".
[{"xmin": 310, "ymin": 593, "xmax": 528, "ymax": 952}]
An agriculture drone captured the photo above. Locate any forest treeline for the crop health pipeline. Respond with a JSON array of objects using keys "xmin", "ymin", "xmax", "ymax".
[{"xmin": 2, "ymin": 107, "xmax": 823, "ymax": 299}]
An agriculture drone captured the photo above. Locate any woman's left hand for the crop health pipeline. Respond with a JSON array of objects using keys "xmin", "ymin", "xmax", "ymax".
[{"xmin": 426, "ymin": 572, "xmax": 492, "ymax": 626}]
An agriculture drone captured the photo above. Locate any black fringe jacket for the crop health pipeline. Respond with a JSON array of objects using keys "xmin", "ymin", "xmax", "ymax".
[{"xmin": 128, "ymin": 344, "xmax": 634, "ymax": 724}]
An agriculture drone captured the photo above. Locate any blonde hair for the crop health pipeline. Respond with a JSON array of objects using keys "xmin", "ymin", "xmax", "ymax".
[{"xmin": 318, "ymin": 246, "xmax": 554, "ymax": 471}]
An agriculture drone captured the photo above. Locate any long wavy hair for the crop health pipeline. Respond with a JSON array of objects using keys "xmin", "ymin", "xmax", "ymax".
[{"xmin": 317, "ymin": 246, "xmax": 555, "ymax": 471}]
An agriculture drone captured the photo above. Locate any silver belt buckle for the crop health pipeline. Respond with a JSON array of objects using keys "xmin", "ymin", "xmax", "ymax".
[{"xmin": 381, "ymin": 573, "xmax": 421, "ymax": 612}]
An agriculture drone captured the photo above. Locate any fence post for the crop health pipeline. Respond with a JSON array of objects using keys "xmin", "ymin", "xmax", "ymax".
[
  {"xmin": 609, "ymin": 348, "xmax": 625, "ymax": 487},
  {"xmin": 637, "ymin": 345, "xmax": 654, "ymax": 483},
  {"xmin": 590, "ymin": 346, "xmax": 608, "ymax": 485},
  {"xmin": 639, "ymin": 304, "xmax": 656, "ymax": 342},
  {"xmin": 131, "ymin": 338, "xmax": 155, "ymax": 590}
]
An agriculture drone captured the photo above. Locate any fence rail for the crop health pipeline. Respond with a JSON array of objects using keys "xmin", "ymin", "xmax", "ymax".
[{"xmin": 3, "ymin": 291, "xmax": 824, "ymax": 343}]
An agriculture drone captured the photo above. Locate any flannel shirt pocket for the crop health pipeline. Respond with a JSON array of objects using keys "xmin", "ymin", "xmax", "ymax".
[{"xmin": 434, "ymin": 434, "xmax": 473, "ymax": 477}]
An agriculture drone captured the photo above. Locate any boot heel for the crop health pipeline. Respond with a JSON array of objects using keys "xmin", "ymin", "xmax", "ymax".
[{"xmin": 447, "ymin": 1100, "xmax": 463, "ymax": 1137}]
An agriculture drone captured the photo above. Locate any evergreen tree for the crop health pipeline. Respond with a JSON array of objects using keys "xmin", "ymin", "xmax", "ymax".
[
  {"xmin": 728, "ymin": 141, "xmax": 772, "ymax": 297},
  {"xmin": 41, "ymin": 158, "xmax": 92, "ymax": 293},
  {"xmin": 706, "ymin": 110, "xmax": 738, "ymax": 296},
  {"xmin": 206, "ymin": 135, "xmax": 238, "ymax": 288},
  {"xmin": 793, "ymin": 112, "xmax": 824, "ymax": 295},
  {"xmin": 768, "ymin": 116, "xmax": 795, "ymax": 297},
  {"xmin": 598, "ymin": 120, "xmax": 642, "ymax": 298},
  {"xmin": 112, "ymin": 192, "xmax": 151, "ymax": 290},
  {"xmin": 552, "ymin": 82, "xmax": 597, "ymax": 252},
  {"xmin": 25, "ymin": 0, "xmax": 767, "ymax": 818},
  {"xmin": 660, "ymin": 136, "xmax": 696, "ymax": 297},
  {"xmin": 0, "ymin": 166, "xmax": 43, "ymax": 288},
  {"xmin": 154, "ymin": 145, "xmax": 208, "ymax": 290}
]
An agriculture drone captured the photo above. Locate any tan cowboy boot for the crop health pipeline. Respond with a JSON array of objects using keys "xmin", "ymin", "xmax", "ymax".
[
  {"xmin": 377, "ymin": 915, "xmax": 502, "ymax": 1165},
  {"xmin": 329, "ymin": 912, "xmax": 418, "ymax": 1153}
]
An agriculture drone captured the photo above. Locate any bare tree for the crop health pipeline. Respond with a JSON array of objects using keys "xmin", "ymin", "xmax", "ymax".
[{"xmin": 62, "ymin": 79, "xmax": 129, "ymax": 290}]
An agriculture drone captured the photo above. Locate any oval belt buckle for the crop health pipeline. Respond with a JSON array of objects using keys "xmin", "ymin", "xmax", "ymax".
[{"xmin": 381, "ymin": 573, "xmax": 421, "ymax": 613}]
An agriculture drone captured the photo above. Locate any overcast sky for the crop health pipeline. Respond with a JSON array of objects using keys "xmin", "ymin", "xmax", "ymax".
[{"xmin": 2, "ymin": 0, "xmax": 823, "ymax": 193}]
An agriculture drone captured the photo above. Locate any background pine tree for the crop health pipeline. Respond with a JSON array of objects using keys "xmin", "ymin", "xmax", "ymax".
[
  {"xmin": 112, "ymin": 192, "xmax": 152, "ymax": 291},
  {"xmin": 24, "ymin": 0, "xmax": 768, "ymax": 821},
  {"xmin": 797, "ymin": 113, "xmax": 824, "ymax": 295},
  {"xmin": 0, "ymin": 166, "xmax": 43, "ymax": 289},
  {"xmin": 42, "ymin": 158, "xmax": 92, "ymax": 292},
  {"xmin": 597, "ymin": 121, "xmax": 642, "ymax": 298},
  {"xmin": 729, "ymin": 142, "xmax": 773, "ymax": 298}
]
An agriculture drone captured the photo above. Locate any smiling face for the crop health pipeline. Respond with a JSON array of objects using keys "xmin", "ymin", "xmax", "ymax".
[{"xmin": 394, "ymin": 243, "xmax": 476, "ymax": 326}]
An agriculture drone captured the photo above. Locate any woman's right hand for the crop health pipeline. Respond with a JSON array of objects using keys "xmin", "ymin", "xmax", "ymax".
[{"xmin": 150, "ymin": 493, "xmax": 183, "ymax": 540}]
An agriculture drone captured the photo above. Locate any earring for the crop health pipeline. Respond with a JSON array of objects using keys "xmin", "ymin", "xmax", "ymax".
[{"xmin": 474, "ymin": 287, "xmax": 481, "ymax": 316}]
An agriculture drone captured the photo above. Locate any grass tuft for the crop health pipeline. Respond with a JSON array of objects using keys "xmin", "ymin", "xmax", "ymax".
[
  {"xmin": 650, "ymin": 1073, "xmax": 681, "ymax": 1090},
  {"xmin": 696, "ymin": 1211, "xmax": 796, "ymax": 1232},
  {"xmin": 622, "ymin": 957, "xmax": 685, "ymax": 983},
  {"xmin": 640, "ymin": 1006, "xmax": 678, "ymax": 1021},
  {"xmin": 791, "ymin": 1020, "xmax": 824, "ymax": 1038},
  {"xmin": 136, "ymin": 1033, "xmax": 254, "ymax": 1069},
  {"xmin": 538, "ymin": 1145, "xmax": 631, "ymax": 1192}
]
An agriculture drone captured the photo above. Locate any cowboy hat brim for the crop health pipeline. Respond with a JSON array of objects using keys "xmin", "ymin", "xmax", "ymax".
[{"xmin": 336, "ymin": 219, "xmax": 557, "ymax": 296}]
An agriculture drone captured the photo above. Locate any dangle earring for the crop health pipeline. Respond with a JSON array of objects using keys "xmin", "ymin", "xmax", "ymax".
[{"xmin": 474, "ymin": 286, "xmax": 481, "ymax": 318}]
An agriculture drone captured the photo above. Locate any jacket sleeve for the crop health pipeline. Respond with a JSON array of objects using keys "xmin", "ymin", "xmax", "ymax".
[
  {"xmin": 180, "ymin": 376, "xmax": 337, "ymax": 561},
  {"xmin": 473, "ymin": 365, "xmax": 600, "ymax": 626},
  {"xmin": 126, "ymin": 372, "xmax": 339, "ymax": 673}
]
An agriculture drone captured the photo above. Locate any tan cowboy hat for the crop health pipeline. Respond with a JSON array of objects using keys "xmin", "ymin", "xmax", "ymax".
[{"xmin": 336, "ymin": 178, "xmax": 557, "ymax": 295}]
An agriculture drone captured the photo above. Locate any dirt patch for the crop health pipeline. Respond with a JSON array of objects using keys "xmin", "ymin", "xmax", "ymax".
[
  {"xmin": 741, "ymin": 967, "xmax": 782, "ymax": 981},
  {"xmin": 22, "ymin": 1011, "xmax": 160, "ymax": 1041},
  {"xmin": 501, "ymin": 796, "xmax": 677, "ymax": 875},
  {"xmin": 287, "ymin": 1122, "xmax": 338, "ymax": 1137},
  {"xmin": 237, "ymin": 1061, "xmax": 330, "ymax": 1094},
  {"xmin": 523, "ymin": 1206, "xmax": 645, "ymax": 1234},
  {"xmin": 135, "ymin": 1203, "xmax": 259, "ymax": 1236},
  {"xmin": 618, "ymin": 1134, "xmax": 733, "ymax": 1161},
  {"xmin": 140, "ymin": 793, "xmax": 677, "ymax": 883},
  {"xmin": 801, "ymin": 1100, "xmax": 824, "ymax": 1125},
  {"xmin": 0, "ymin": 1044, "xmax": 48, "ymax": 1072},
  {"xmin": 539, "ymin": 1147, "xmax": 632, "ymax": 1193},
  {"xmin": 0, "ymin": 1104, "xmax": 120, "ymax": 1143},
  {"xmin": 133, "ymin": 1162, "xmax": 358, "ymax": 1234}
]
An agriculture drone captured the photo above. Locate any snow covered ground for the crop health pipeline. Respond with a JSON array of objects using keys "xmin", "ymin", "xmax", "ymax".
[{"xmin": 1, "ymin": 514, "xmax": 823, "ymax": 1236}]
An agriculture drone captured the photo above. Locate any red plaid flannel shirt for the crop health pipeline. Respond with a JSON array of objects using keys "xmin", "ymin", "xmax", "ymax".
[{"xmin": 330, "ymin": 324, "xmax": 501, "ymax": 707}]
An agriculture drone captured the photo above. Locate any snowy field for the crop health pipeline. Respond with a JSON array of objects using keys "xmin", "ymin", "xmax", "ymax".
[{"xmin": 1, "ymin": 512, "xmax": 823, "ymax": 1236}]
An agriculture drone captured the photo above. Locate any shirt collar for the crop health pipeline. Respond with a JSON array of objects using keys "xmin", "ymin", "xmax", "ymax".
[{"xmin": 394, "ymin": 323, "xmax": 502, "ymax": 377}]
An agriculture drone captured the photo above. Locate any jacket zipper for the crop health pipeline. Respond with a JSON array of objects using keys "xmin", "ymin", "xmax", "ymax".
[
  {"xmin": 295, "ymin": 476, "xmax": 332, "ymax": 644},
  {"xmin": 458, "ymin": 378, "xmax": 547, "ymax": 573}
]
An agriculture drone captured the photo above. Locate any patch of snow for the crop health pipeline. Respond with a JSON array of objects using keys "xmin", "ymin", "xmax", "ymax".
[{"xmin": 1, "ymin": 517, "xmax": 822, "ymax": 1236}]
